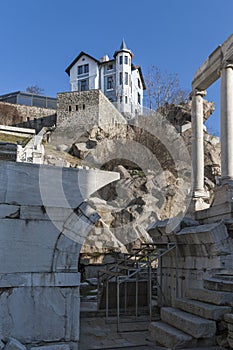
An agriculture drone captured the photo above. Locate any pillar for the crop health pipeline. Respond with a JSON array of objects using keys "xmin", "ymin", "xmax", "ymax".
[
  {"xmin": 191, "ymin": 89, "xmax": 206, "ymax": 197},
  {"xmin": 220, "ymin": 63, "xmax": 233, "ymax": 183}
]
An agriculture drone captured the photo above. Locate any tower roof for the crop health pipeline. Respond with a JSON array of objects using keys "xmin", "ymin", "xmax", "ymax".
[
  {"xmin": 114, "ymin": 39, "xmax": 133, "ymax": 58},
  {"xmin": 120, "ymin": 39, "xmax": 128, "ymax": 50}
]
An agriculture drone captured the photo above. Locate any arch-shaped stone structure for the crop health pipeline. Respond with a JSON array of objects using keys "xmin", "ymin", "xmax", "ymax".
[{"xmin": 0, "ymin": 161, "xmax": 119, "ymax": 349}]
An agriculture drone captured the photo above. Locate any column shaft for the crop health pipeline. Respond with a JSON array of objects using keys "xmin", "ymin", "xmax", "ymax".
[
  {"xmin": 192, "ymin": 90, "xmax": 206, "ymax": 196},
  {"xmin": 220, "ymin": 64, "xmax": 233, "ymax": 182}
]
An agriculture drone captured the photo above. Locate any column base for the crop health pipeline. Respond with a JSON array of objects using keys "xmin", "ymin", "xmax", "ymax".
[
  {"xmin": 187, "ymin": 197, "xmax": 210, "ymax": 218},
  {"xmin": 193, "ymin": 189, "xmax": 209, "ymax": 199}
]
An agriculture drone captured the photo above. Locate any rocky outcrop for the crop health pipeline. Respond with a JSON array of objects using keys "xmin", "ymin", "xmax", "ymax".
[
  {"xmin": 44, "ymin": 100, "xmax": 220, "ymax": 260},
  {"xmin": 157, "ymin": 99, "xmax": 215, "ymax": 125}
]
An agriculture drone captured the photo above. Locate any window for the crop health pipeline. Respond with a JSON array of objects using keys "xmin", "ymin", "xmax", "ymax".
[
  {"xmin": 125, "ymin": 96, "xmax": 128, "ymax": 104},
  {"xmin": 120, "ymin": 96, "xmax": 122, "ymax": 103},
  {"xmin": 76, "ymin": 105, "xmax": 79, "ymax": 111},
  {"xmin": 107, "ymin": 63, "xmax": 113, "ymax": 70},
  {"xmin": 138, "ymin": 78, "xmax": 141, "ymax": 89},
  {"xmin": 119, "ymin": 56, "xmax": 123, "ymax": 65},
  {"xmin": 80, "ymin": 79, "xmax": 88, "ymax": 91},
  {"xmin": 124, "ymin": 56, "xmax": 128, "ymax": 64},
  {"xmin": 125, "ymin": 72, "xmax": 128, "ymax": 85},
  {"xmin": 68, "ymin": 105, "xmax": 72, "ymax": 112},
  {"xmin": 107, "ymin": 76, "xmax": 114, "ymax": 90},
  {"xmin": 138, "ymin": 93, "xmax": 141, "ymax": 105},
  {"xmin": 77, "ymin": 64, "xmax": 89, "ymax": 75},
  {"xmin": 119, "ymin": 72, "xmax": 122, "ymax": 85}
]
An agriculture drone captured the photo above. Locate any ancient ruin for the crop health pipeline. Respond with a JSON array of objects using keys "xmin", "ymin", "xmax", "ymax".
[{"xmin": 0, "ymin": 34, "xmax": 233, "ymax": 350}]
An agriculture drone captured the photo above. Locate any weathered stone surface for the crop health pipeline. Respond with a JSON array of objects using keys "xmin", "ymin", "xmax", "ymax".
[
  {"xmin": 31, "ymin": 345, "xmax": 70, "ymax": 350},
  {"xmin": 176, "ymin": 222, "xmax": 232, "ymax": 257},
  {"xmin": 175, "ymin": 298, "xmax": 231, "ymax": 320},
  {"xmin": 161, "ymin": 307, "xmax": 216, "ymax": 338},
  {"xmin": 204, "ymin": 277, "xmax": 233, "ymax": 292},
  {"xmin": 0, "ymin": 219, "xmax": 59, "ymax": 273},
  {"xmin": 0, "ymin": 273, "xmax": 80, "ymax": 288},
  {"xmin": 0, "ymin": 101, "xmax": 56, "ymax": 131},
  {"xmin": 149, "ymin": 321, "xmax": 196, "ymax": 349},
  {"xmin": 4, "ymin": 338, "xmax": 26, "ymax": 350},
  {"xmin": 0, "ymin": 161, "xmax": 119, "ymax": 208},
  {"xmin": 186, "ymin": 288, "xmax": 233, "ymax": 306},
  {"xmin": 0, "ymin": 287, "xmax": 79, "ymax": 343},
  {"xmin": 224, "ymin": 313, "xmax": 233, "ymax": 324},
  {"xmin": 20, "ymin": 206, "xmax": 71, "ymax": 222},
  {"xmin": 0, "ymin": 204, "xmax": 20, "ymax": 219}
]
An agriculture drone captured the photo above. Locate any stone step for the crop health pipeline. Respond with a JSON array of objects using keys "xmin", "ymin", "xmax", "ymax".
[
  {"xmin": 186, "ymin": 287, "xmax": 233, "ymax": 306},
  {"xmin": 161, "ymin": 307, "xmax": 216, "ymax": 338},
  {"xmin": 175, "ymin": 298, "xmax": 231, "ymax": 320},
  {"xmin": 149, "ymin": 321, "xmax": 196, "ymax": 349},
  {"xmin": 204, "ymin": 277, "xmax": 233, "ymax": 292}
]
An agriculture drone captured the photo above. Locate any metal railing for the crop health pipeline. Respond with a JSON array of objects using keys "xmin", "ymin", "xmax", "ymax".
[{"xmin": 97, "ymin": 242, "xmax": 177, "ymax": 332}]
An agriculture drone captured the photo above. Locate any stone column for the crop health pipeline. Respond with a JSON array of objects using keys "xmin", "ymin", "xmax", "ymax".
[
  {"xmin": 220, "ymin": 63, "xmax": 233, "ymax": 183},
  {"xmin": 191, "ymin": 89, "xmax": 206, "ymax": 197}
]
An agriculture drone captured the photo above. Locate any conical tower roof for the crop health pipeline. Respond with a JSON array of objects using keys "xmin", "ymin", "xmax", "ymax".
[
  {"xmin": 114, "ymin": 39, "xmax": 133, "ymax": 58},
  {"xmin": 120, "ymin": 39, "xmax": 128, "ymax": 50}
]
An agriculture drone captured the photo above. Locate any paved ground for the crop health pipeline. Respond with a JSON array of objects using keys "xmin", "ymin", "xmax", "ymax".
[
  {"xmin": 79, "ymin": 301, "xmax": 224, "ymax": 350},
  {"xmin": 79, "ymin": 316, "xmax": 225, "ymax": 350}
]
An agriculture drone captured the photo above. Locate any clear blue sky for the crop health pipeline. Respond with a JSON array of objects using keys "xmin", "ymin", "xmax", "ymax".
[{"xmin": 1, "ymin": 0, "xmax": 233, "ymax": 133}]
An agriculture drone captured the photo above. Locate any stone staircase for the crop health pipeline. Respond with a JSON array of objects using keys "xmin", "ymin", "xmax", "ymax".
[{"xmin": 149, "ymin": 274, "xmax": 233, "ymax": 349}]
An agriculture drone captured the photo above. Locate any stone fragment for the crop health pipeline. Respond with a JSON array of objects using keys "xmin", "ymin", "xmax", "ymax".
[
  {"xmin": 4, "ymin": 338, "xmax": 26, "ymax": 350},
  {"xmin": 31, "ymin": 345, "xmax": 70, "ymax": 350}
]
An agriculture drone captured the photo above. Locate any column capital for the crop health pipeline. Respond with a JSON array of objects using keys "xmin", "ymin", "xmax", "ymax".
[
  {"xmin": 219, "ymin": 60, "xmax": 233, "ymax": 72},
  {"xmin": 190, "ymin": 89, "xmax": 207, "ymax": 99}
]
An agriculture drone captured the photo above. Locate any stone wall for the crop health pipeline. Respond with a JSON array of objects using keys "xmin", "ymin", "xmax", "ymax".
[
  {"xmin": 0, "ymin": 102, "xmax": 57, "ymax": 132},
  {"xmin": 54, "ymin": 90, "xmax": 126, "ymax": 145},
  {"xmin": 0, "ymin": 161, "xmax": 119, "ymax": 349},
  {"xmin": 148, "ymin": 219, "xmax": 233, "ymax": 306}
]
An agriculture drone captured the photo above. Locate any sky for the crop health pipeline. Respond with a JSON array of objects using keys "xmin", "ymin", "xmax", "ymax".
[{"xmin": 1, "ymin": 0, "xmax": 233, "ymax": 134}]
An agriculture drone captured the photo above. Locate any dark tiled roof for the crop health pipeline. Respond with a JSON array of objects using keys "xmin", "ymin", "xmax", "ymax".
[{"xmin": 65, "ymin": 51, "xmax": 100, "ymax": 76}]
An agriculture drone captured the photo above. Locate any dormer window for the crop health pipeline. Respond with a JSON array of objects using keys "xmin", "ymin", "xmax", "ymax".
[{"xmin": 77, "ymin": 64, "xmax": 89, "ymax": 75}]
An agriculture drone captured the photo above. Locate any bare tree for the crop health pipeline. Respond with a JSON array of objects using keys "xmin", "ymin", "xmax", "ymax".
[
  {"xmin": 26, "ymin": 84, "xmax": 44, "ymax": 95},
  {"xmin": 145, "ymin": 65, "xmax": 189, "ymax": 110}
]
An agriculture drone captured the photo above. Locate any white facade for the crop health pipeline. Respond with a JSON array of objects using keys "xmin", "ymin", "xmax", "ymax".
[{"xmin": 65, "ymin": 40, "xmax": 146, "ymax": 118}]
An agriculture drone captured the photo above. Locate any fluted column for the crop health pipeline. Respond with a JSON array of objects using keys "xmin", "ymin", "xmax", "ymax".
[
  {"xmin": 220, "ymin": 63, "xmax": 233, "ymax": 183},
  {"xmin": 191, "ymin": 89, "xmax": 206, "ymax": 197}
]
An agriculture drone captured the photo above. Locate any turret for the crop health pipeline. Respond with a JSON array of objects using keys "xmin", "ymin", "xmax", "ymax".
[{"xmin": 114, "ymin": 40, "xmax": 133, "ymax": 117}]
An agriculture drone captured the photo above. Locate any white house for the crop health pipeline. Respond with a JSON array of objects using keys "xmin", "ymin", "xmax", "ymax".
[{"xmin": 65, "ymin": 40, "xmax": 146, "ymax": 118}]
